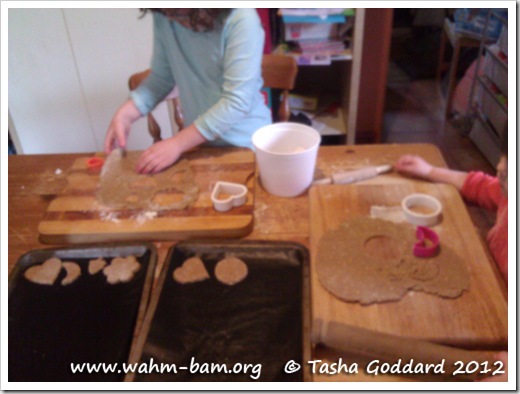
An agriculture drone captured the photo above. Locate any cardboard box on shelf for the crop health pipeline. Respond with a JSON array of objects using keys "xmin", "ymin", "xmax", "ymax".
[{"xmin": 288, "ymin": 93, "xmax": 319, "ymax": 111}]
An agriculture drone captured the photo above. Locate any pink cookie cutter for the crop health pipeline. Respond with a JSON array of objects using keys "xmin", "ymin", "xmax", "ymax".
[{"xmin": 414, "ymin": 226, "xmax": 440, "ymax": 258}]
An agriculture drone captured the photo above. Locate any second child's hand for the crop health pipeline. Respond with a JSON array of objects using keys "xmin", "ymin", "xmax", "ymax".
[
  {"xmin": 135, "ymin": 124, "xmax": 207, "ymax": 174},
  {"xmin": 136, "ymin": 138, "xmax": 181, "ymax": 174}
]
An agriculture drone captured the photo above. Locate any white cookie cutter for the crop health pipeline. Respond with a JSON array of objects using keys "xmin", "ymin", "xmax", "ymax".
[
  {"xmin": 211, "ymin": 181, "xmax": 248, "ymax": 212},
  {"xmin": 401, "ymin": 193, "xmax": 442, "ymax": 227}
]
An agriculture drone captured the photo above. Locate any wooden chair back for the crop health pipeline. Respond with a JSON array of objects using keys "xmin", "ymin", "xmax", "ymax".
[
  {"xmin": 128, "ymin": 54, "xmax": 298, "ymax": 141},
  {"xmin": 261, "ymin": 54, "xmax": 298, "ymax": 122}
]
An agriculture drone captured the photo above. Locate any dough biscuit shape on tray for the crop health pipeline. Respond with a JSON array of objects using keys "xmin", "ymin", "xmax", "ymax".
[
  {"xmin": 214, "ymin": 257, "xmax": 248, "ymax": 286},
  {"xmin": 88, "ymin": 257, "xmax": 107, "ymax": 275},
  {"xmin": 24, "ymin": 257, "xmax": 62, "ymax": 286},
  {"xmin": 61, "ymin": 262, "xmax": 81, "ymax": 285},
  {"xmin": 316, "ymin": 217, "xmax": 469, "ymax": 305},
  {"xmin": 103, "ymin": 255, "xmax": 141, "ymax": 285},
  {"xmin": 173, "ymin": 257, "xmax": 210, "ymax": 284}
]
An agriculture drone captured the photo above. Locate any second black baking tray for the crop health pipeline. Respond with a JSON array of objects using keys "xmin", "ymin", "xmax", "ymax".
[
  {"xmin": 8, "ymin": 243, "xmax": 157, "ymax": 382},
  {"xmin": 129, "ymin": 240, "xmax": 310, "ymax": 382}
]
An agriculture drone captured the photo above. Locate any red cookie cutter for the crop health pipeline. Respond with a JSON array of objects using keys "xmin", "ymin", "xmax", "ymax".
[
  {"xmin": 414, "ymin": 226, "xmax": 440, "ymax": 258},
  {"xmin": 87, "ymin": 157, "xmax": 105, "ymax": 175}
]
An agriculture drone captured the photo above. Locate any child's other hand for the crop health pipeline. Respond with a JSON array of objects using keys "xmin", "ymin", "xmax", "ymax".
[
  {"xmin": 136, "ymin": 138, "xmax": 181, "ymax": 174},
  {"xmin": 480, "ymin": 351, "xmax": 508, "ymax": 382},
  {"xmin": 105, "ymin": 116, "xmax": 130, "ymax": 154},
  {"xmin": 395, "ymin": 155, "xmax": 433, "ymax": 178}
]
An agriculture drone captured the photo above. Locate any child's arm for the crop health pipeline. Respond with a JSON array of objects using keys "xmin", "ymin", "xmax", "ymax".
[
  {"xmin": 135, "ymin": 124, "xmax": 207, "ymax": 174},
  {"xmin": 395, "ymin": 155, "xmax": 468, "ymax": 191}
]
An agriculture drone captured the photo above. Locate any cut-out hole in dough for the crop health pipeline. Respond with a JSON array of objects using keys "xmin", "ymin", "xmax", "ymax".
[
  {"xmin": 364, "ymin": 235, "xmax": 402, "ymax": 260},
  {"xmin": 126, "ymin": 194, "xmax": 140, "ymax": 204},
  {"xmin": 152, "ymin": 192, "xmax": 186, "ymax": 207},
  {"xmin": 130, "ymin": 177, "xmax": 157, "ymax": 189},
  {"xmin": 170, "ymin": 171, "xmax": 188, "ymax": 184}
]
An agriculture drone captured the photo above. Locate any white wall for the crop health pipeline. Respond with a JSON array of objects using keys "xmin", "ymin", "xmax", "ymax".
[{"xmin": 8, "ymin": 8, "xmax": 172, "ymax": 154}]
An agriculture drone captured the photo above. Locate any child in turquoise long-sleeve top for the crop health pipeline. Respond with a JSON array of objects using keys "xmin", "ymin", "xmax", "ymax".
[{"xmin": 105, "ymin": 9, "xmax": 271, "ymax": 174}]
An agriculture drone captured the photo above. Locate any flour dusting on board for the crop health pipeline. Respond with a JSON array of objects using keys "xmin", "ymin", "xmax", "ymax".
[
  {"xmin": 134, "ymin": 211, "xmax": 158, "ymax": 225},
  {"xmin": 97, "ymin": 203, "xmax": 122, "ymax": 224},
  {"xmin": 97, "ymin": 203, "xmax": 159, "ymax": 226}
]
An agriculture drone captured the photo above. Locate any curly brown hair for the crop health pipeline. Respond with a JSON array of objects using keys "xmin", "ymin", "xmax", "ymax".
[{"xmin": 140, "ymin": 9, "xmax": 232, "ymax": 31}]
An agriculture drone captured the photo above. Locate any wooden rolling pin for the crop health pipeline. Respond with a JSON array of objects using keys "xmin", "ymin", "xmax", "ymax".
[
  {"xmin": 312, "ymin": 319, "xmax": 501, "ymax": 381},
  {"xmin": 312, "ymin": 165, "xmax": 392, "ymax": 185}
]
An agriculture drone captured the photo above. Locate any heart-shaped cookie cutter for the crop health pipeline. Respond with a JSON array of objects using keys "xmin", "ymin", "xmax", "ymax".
[
  {"xmin": 211, "ymin": 181, "xmax": 248, "ymax": 212},
  {"xmin": 414, "ymin": 226, "xmax": 440, "ymax": 258}
]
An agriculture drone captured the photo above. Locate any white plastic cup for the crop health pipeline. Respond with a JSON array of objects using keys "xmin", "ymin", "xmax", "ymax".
[{"xmin": 252, "ymin": 122, "xmax": 321, "ymax": 197}]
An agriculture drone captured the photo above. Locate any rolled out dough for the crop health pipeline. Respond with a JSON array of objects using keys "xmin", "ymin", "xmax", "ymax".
[
  {"xmin": 316, "ymin": 217, "xmax": 469, "ymax": 305},
  {"xmin": 214, "ymin": 257, "xmax": 248, "ymax": 286},
  {"xmin": 98, "ymin": 150, "xmax": 199, "ymax": 210}
]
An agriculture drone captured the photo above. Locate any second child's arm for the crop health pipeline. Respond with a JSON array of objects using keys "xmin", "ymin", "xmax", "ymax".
[{"xmin": 395, "ymin": 155, "xmax": 468, "ymax": 191}]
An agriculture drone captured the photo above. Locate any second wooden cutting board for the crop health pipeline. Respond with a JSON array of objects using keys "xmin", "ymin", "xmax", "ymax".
[{"xmin": 309, "ymin": 183, "xmax": 507, "ymax": 349}]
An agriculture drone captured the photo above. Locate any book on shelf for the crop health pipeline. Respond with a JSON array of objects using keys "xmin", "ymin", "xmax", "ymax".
[
  {"xmin": 273, "ymin": 43, "xmax": 352, "ymax": 66},
  {"xmin": 297, "ymin": 39, "xmax": 346, "ymax": 54}
]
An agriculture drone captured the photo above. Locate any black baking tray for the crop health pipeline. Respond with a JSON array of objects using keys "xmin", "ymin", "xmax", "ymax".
[
  {"xmin": 129, "ymin": 240, "xmax": 310, "ymax": 382},
  {"xmin": 8, "ymin": 243, "xmax": 157, "ymax": 382}
]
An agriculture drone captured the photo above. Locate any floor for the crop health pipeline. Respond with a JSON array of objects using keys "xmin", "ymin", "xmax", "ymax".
[{"xmin": 382, "ymin": 62, "xmax": 496, "ymax": 239}]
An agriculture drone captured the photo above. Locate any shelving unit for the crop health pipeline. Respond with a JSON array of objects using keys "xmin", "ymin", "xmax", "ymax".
[
  {"xmin": 467, "ymin": 9, "xmax": 508, "ymax": 166},
  {"xmin": 270, "ymin": 8, "xmax": 366, "ymax": 144}
]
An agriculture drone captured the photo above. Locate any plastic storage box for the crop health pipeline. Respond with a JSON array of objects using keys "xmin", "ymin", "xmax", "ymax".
[{"xmin": 454, "ymin": 8, "xmax": 507, "ymax": 40}]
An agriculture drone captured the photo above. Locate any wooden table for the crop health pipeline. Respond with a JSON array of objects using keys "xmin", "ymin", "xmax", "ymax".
[
  {"xmin": 8, "ymin": 144, "xmax": 445, "ymax": 272},
  {"xmin": 8, "ymin": 143, "xmax": 504, "ymax": 382}
]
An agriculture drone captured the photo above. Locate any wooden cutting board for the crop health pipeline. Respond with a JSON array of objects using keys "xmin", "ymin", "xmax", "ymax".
[
  {"xmin": 38, "ymin": 148, "xmax": 255, "ymax": 244},
  {"xmin": 309, "ymin": 183, "xmax": 507, "ymax": 349}
]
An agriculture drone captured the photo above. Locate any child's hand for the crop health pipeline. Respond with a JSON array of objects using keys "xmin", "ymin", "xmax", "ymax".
[
  {"xmin": 136, "ymin": 137, "xmax": 182, "ymax": 174},
  {"xmin": 480, "ymin": 351, "xmax": 508, "ymax": 382},
  {"xmin": 395, "ymin": 155, "xmax": 433, "ymax": 179},
  {"xmin": 104, "ymin": 100, "xmax": 141, "ymax": 154}
]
